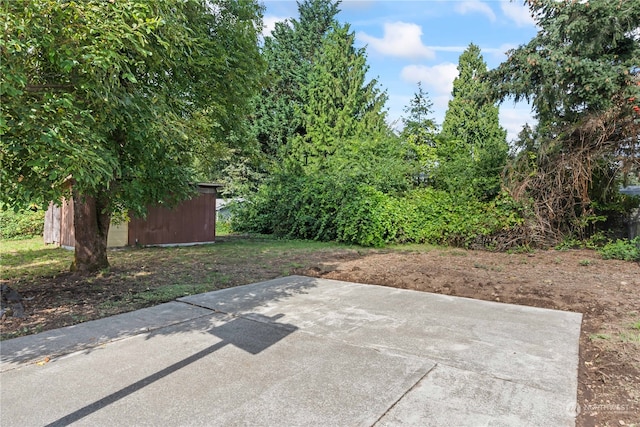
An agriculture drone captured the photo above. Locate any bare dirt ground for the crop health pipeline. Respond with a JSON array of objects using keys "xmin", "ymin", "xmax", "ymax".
[{"xmin": 1, "ymin": 240, "xmax": 639, "ymax": 426}]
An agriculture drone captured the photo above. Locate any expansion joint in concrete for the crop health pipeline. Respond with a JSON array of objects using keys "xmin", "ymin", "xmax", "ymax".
[{"xmin": 372, "ymin": 363, "xmax": 439, "ymax": 426}]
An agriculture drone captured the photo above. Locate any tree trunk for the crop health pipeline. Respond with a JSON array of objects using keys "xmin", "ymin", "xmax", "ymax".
[{"xmin": 71, "ymin": 189, "xmax": 111, "ymax": 273}]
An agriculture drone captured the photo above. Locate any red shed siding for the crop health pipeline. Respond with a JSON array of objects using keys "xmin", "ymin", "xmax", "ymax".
[
  {"xmin": 44, "ymin": 184, "xmax": 220, "ymax": 247},
  {"xmin": 128, "ymin": 192, "xmax": 217, "ymax": 246}
]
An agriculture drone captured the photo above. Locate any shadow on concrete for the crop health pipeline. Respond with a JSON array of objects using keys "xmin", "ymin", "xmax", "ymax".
[
  {"xmin": 0, "ymin": 276, "xmax": 318, "ymax": 370},
  {"xmin": 45, "ymin": 313, "xmax": 297, "ymax": 427}
]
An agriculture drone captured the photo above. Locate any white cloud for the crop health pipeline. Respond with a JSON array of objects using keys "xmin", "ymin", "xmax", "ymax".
[
  {"xmin": 401, "ymin": 63, "xmax": 458, "ymax": 96},
  {"xmin": 484, "ymin": 42, "xmax": 519, "ymax": 63},
  {"xmin": 501, "ymin": 2, "xmax": 536, "ymax": 27},
  {"xmin": 427, "ymin": 46, "xmax": 467, "ymax": 53},
  {"xmin": 262, "ymin": 15, "xmax": 288, "ymax": 37},
  {"xmin": 455, "ymin": 1, "xmax": 496, "ymax": 22},
  {"xmin": 499, "ymin": 106, "xmax": 535, "ymax": 142},
  {"xmin": 358, "ymin": 22, "xmax": 435, "ymax": 59}
]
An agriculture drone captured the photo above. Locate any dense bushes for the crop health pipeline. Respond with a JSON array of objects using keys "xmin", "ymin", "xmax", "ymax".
[
  {"xmin": 0, "ymin": 208, "xmax": 45, "ymax": 240},
  {"xmin": 232, "ymin": 170, "xmax": 523, "ymax": 247}
]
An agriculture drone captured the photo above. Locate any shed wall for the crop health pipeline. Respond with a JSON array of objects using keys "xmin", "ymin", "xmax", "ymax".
[
  {"xmin": 128, "ymin": 191, "xmax": 217, "ymax": 246},
  {"xmin": 43, "ymin": 204, "xmax": 61, "ymax": 245},
  {"xmin": 107, "ymin": 222, "xmax": 129, "ymax": 247},
  {"xmin": 60, "ymin": 198, "xmax": 74, "ymax": 248},
  {"xmin": 44, "ymin": 199, "xmax": 74, "ymax": 247},
  {"xmin": 44, "ymin": 184, "xmax": 219, "ymax": 247}
]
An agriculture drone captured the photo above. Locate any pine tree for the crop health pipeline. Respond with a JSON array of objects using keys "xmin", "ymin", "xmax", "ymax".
[
  {"xmin": 401, "ymin": 82, "xmax": 438, "ymax": 184},
  {"xmin": 401, "ymin": 82, "xmax": 438, "ymax": 147},
  {"xmin": 252, "ymin": 0, "xmax": 341, "ymax": 161},
  {"xmin": 486, "ymin": 0, "xmax": 640, "ymax": 239},
  {"xmin": 437, "ymin": 43, "xmax": 508, "ymax": 199},
  {"xmin": 291, "ymin": 23, "xmax": 388, "ymax": 167}
]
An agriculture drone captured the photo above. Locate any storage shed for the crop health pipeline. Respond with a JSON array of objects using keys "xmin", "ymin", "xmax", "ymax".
[{"xmin": 44, "ymin": 183, "xmax": 222, "ymax": 248}]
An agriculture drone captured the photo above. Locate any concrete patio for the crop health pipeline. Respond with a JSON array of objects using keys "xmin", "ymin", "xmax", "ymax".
[{"xmin": 0, "ymin": 275, "xmax": 582, "ymax": 426}]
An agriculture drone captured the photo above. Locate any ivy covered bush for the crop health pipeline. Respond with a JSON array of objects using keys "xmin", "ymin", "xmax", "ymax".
[{"xmin": 232, "ymin": 169, "xmax": 523, "ymax": 248}]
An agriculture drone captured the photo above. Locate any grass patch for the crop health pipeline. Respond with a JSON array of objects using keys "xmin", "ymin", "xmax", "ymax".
[
  {"xmin": 589, "ymin": 333, "xmax": 611, "ymax": 341},
  {"xmin": 0, "ymin": 238, "xmax": 73, "ymax": 279},
  {"xmin": 619, "ymin": 332, "xmax": 640, "ymax": 343},
  {"xmin": 1, "ymin": 235, "xmax": 361, "ymax": 339}
]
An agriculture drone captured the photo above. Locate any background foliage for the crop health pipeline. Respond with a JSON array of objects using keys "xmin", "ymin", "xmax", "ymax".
[{"xmin": 0, "ymin": 209, "xmax": 45, "ymax": 240}]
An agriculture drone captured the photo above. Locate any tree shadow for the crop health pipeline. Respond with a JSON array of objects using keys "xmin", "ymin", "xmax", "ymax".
[
  {"xmin": 0, "ymin": 276, "xmax": 318, "ymax": 369},
  {"xmin": 44, "ymin": 313, "xmax": 297, "ymax": 427}
]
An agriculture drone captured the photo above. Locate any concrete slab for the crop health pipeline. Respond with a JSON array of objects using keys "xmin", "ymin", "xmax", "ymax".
[
  {"xmin": 0, "ymin": 276, "xmax": 582, "ymax": 426},
  {"xmin": 181, "ymin": 275, "xmax": 583, "ymax": 395},
  {"xmin": 0, "ymin": 301, "xmax": 212, "ymax": 372},
  {"xmin": 377, "ymin": 364, "xmax": 576, "ymax": 426},
  {"xmin": 1, "ymin": 313, "xmax": 433, "ymax": 427}
]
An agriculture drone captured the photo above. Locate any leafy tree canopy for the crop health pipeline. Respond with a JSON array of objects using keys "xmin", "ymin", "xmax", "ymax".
[
  {"xmin": 1, "ymin": 0, "xmax": 264, "ymax": 270},
  {"xmin": 2, "ymin": 0, "xmax": 263, "ymax": 210}
]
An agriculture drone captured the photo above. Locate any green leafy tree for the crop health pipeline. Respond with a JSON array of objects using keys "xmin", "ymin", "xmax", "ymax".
[
  {"xmin": 1, "ymin": 0, "xmax": 264, "ymax": 272},
  {"xmin": 487, "ymin": 0, "xmax": 640, "ymax": 239},
  {"xmin": 437, "ymin": 43, "xmax": 508, "ymax": 199}
]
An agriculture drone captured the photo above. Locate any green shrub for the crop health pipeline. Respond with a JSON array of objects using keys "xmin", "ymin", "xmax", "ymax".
[
  {"xmin": 233, "ymin": 171, "xmax": 524, "ymax": 248},
  {"xmin": 0, "ymin": 208, "xmax": 46, "ymax": 240},
  {"xmin": 599, "ymin": 237, "xmax": 640, "ymax": 261},
  {"xmin": 335, "ymin": 186, "xmax": 399, "ymax": 247}
]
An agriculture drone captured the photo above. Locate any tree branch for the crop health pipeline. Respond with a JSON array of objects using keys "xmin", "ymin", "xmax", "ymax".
[{"xmin": 24, "ymin": 84, "xmax": 74, "ymax": 93}]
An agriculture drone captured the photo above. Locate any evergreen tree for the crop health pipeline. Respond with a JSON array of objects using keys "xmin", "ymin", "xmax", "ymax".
[
  {"xmin": 252, "ymin": 0, "xmax": 341, "ymax": 161},
  {"xmin": 290, "ymin": 23, "xmax": 389, "ymax": 168},
  {"xmin": 489, "ymin": 0, "xmax": 640, "ymax": 127},
  {"xmin": 400, "ymin": 82, "xmax": 438, "ymax": 185},
  {"xmin": 401, "ymin": 82, "xmax": 438, "ymax": 147},
  {"xmin": 487, "ymin": 1, "xmax": 640, "ymax": 239},
  {"xmin": 437, "ymin": 43, "xmax": 508, "ymax": 199}
]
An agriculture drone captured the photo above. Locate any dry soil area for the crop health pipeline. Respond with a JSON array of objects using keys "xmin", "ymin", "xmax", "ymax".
[{"xmin": 2, "ymin": 242, "xmax": 639, "ymax": 426}]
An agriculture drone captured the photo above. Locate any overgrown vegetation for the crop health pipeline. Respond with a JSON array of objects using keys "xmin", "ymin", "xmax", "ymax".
[
  {"xmin": 234, "ymin": 175, "xmax": 523, "ymax": 248},
  {"xmin": 4, "ymin": 0, "xmax": 639, "ymax": 265},
  {"xmin": 599, "ymin": 237, "xmax": 640, "ymax": 262},
  {"xmin": 231, "ymin": 1, "xmax": 519, "ymax": 248},
  {"xmin": 488, "ymin": 0, "xmax": 640, "ymax": 244},
  {"xmin": 229, "ymin": 1, "xmax": 639, "ymax": 250},
  {"xmin": 0, "ymin": 208, "xmax": 45, "ymax": 240}
]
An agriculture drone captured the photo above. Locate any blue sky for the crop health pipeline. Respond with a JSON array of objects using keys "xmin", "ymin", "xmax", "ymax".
[{"xmin": 261, "ymin": 0, "xmax": 539, "ymax": 141}]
